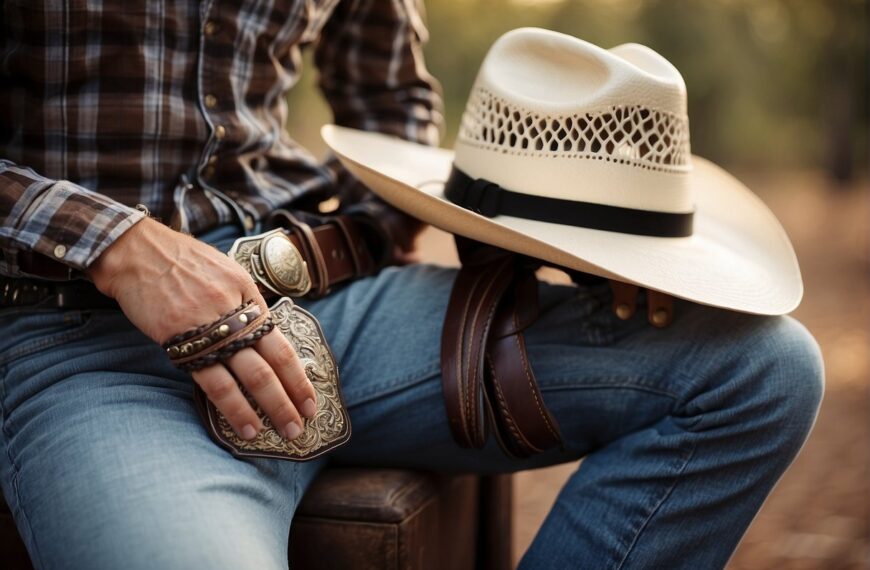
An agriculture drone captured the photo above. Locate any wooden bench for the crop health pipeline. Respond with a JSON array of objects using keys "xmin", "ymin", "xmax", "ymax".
[{"xmin": 0, "ymin": 468, "xmax": 512, "ymax": 569}]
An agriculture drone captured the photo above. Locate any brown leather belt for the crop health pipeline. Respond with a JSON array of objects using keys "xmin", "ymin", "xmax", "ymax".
[
  {"xmin": 258, "ymin": 210, "xmax": 376, "ymax": 299},
  {"xmin": 2, "ymin": 213, "xmax": 376, "ymax": 310},
  {"xmin": 441, "ymin": 237, "xmax": 564, "ymax": 459}
]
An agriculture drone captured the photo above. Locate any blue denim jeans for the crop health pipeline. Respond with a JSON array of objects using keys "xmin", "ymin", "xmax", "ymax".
[{"xmin": 0, "ymin": 223, "xmax": 823, "ymax": 569}]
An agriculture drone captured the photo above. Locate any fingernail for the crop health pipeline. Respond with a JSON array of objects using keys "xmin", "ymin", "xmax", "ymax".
[
  {"xmin": 241, "ymin": 424, "xmax": 258, "ymax": 440},
  {"xmin": 301, "ymin": 398, "xmax": 317, "ymax": 418},
  {"xmin": 284, "ymin": 422, "xmax": 303, "ymax": 440}
]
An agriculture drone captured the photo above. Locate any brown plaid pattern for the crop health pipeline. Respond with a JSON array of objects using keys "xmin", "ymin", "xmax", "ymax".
[{"xmin": 0, "ymin": 0, "xmax": 443, "ymax": 278}]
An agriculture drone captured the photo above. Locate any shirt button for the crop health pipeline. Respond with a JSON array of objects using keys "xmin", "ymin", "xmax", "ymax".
[
  {"xmin": 243, "ymin": 215, "xmax": 255, "ymax": 231},
  {"xmin": 53, "ymin": 244, "xmax": 67, "ymax": 259},
  {"xmin": 214, "ymin": 125, "xmax": 226, "ymax": 140},
  {"xmin": 207, "ymin": 155, "xmax": 218, "ymax": 166},
  {"xmin": 204, "ymin": 94, "xmax": 218, "ymax": 109},
  {"xmin": 204, "ymin": 21, "xmax": 219, "ymax": 36}
]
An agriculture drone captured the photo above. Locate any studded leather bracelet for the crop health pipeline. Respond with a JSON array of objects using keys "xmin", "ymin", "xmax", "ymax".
[{"xmin": 163, "ymin": 301, "xmax": 273, "ymax": 372}]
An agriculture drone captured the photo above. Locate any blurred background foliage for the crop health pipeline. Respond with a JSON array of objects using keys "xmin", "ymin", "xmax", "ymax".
[{"xmin": 290, "ymin": 0, "xmax": 868, "ymax": 181}]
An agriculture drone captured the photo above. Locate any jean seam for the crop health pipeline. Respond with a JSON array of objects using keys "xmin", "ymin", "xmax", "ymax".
[
  {"xmin": 541, "ymin": 380, "xmax": 680, "ymax": 400},
  {"xmin": 0, "ymin": 364, "xmax": 44, "ymax": 569},
  {"xmin": 614, "ymin": 431, "xmax": 700, "ymax": 570}
]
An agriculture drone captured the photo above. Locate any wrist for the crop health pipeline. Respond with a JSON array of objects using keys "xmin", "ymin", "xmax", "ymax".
[{"xmin": 86, "ymin": 216, "xmax": 155, "ymax": 296}]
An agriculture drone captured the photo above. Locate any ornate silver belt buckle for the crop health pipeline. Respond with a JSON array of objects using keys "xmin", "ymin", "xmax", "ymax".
[
  {"xmin": 193, "ymin": 297, "xmax": 352, "ymax": 461},
  {"xmin": 228, "ymin": 229, "xmax": 312, "ymax": 297}
]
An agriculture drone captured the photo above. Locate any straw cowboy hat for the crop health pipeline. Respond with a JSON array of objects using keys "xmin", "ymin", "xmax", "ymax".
[{"xmin": 321, "ymin": 28, "xmax": 802, "ymax": 315}]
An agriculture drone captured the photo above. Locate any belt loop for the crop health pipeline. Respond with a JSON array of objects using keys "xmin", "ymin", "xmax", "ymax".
[
  {"xmin": 332, "ymin": 216, "xmax": 363, "ymax": 277},
  {"xmin": 297, "ymin": 223, "xmax": 328, "ymax": 298}
]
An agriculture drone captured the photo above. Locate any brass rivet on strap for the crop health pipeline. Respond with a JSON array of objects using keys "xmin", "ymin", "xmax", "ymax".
[
  {"xmin": 167, "ymin": 346, "xmax": 180, "ymax": 358},
  {"xmin": 218, "ymin": 324, "xmax": 230, "ymax": 337},
  {"xmin": 238, "ymin": 313, "xmax": 248, "ymax": 324},
  {"xmin": 615, "ymin": 303, "xmax": 633, "ymax": 320},
  {"xmin": 651, "ymin": 308, "xmax": 669, "ymax": 327}
]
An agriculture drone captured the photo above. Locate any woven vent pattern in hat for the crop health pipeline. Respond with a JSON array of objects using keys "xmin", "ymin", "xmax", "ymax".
[{"xmin": 459, "ymin": 88, "xmax": 691, "ymax": 171}]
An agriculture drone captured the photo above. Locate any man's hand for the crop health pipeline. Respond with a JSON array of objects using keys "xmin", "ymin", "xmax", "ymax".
[{"xmin": 87, "ymin": 217, "xmax": 317, "ymax": 441}]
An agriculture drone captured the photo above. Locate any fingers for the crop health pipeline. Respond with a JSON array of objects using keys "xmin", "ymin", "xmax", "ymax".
[
  {"xmin": 257, "ymin": 328, "xmax": 317, "ymax": 418},
  {"xmin": 234, "ymin": 268, "xmax": 267, "ymax": 311},
  {"xmin": 192, "ymin": 364, "xmax": 263, "ymax": 441},
  {"xmin": 225, "ymin": 347, "xmax": 304, "ymax": 441}
]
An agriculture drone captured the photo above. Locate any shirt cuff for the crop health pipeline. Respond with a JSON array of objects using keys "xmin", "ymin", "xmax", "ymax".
[{"xmin": 8, "ymin": 179, "xmax": 146, "ymax": 278}]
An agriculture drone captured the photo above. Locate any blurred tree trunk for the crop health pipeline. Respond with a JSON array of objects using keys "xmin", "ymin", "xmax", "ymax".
[{"xmin": 825, "ymin": 1, "xmax": 865, "ymax": 185}]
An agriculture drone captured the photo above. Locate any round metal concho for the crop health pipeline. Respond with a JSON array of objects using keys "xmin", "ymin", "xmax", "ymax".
[{"xmin": 261, "ymin": 233, "xmax": 312, "ymax": 296}]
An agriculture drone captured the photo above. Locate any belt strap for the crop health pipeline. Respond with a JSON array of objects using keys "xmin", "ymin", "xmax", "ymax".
[
  {"xmin": 268, "ymin": 211, "xmax": 376, "ymax": 299},
  {"xmin": 440, "ymin": 237, "xmax": 564, "ymax": 458},
  {"xmin": 0, "ymin": 276, "xmax": 118, "ymax": 310},
  {"xmin": 3, "ymin": 215, "xmax": 377, "ymax": 309}
]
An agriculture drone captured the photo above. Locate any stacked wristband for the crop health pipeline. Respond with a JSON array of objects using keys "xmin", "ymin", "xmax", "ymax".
[{"xmin": 163, "ymin": 300, "xmax": 274, "ymax": 372}]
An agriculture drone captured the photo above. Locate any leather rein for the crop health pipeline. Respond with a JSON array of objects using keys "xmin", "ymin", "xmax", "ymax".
[{"xmin": 440, "ymin": 236, "xmax": 674, "ymax": 458}]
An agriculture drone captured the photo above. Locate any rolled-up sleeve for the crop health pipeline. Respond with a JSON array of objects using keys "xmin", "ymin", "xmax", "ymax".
[
  {"xmin": 315, "ymin": 0, "xmax": 443, "ymax": 144},
  {"xmin": 0, "ymin": 160, "xmax": 145, "ymax": 278},
  {"xmin": 314, "ymin": 0, "xmax": 444, "ymax": 263}
]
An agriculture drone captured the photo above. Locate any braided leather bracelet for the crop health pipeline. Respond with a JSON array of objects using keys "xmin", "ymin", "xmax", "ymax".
[
  {"xmin": 173, "ymin": 320, "xmax": 274, "ymax": 371},
  {"xmin": 163, "ymin": 301, "xmax": 252, "ymax": 347},
  {"xmin": 163, "ymin": 301, "xmax": 273, "ymax": 372}
]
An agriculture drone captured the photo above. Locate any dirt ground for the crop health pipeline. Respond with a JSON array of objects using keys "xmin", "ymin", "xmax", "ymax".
[{"xmin": 416, "ymin": 171, "xmax": 869, "ymax": 569}]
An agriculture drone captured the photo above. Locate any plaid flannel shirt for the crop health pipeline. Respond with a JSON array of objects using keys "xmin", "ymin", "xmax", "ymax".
[{"xmin": 0, "ymin": 0, "xmax": 443, "ymax": 278}]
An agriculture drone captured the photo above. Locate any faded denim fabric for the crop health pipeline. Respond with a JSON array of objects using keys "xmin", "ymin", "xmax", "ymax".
[{"xmin": 0, "ymin": 223, "xmax": 823, "ymax": 569}]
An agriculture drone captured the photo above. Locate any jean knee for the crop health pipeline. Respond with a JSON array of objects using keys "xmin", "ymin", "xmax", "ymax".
[{"xmin": 737, "ymin": 315, "xmax": 824, "ymax": 450}]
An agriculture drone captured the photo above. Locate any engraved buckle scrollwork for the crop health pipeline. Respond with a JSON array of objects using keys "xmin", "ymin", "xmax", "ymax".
[
  {"xmin": 194, "ymin": 297, "xmax": 352, "ymax": 461},
  {"xmin": 228, "ymin": 229, "xmax": 312, "ymax": 297}
]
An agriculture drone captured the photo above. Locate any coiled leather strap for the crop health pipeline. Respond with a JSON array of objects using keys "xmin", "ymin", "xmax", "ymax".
[
  {"xmin": 486, "ymin": 269, "xmax": 563, "ymax": 457},
  {"xmin": 440, "ymin": 237, "xmax": 564, "ymax": 458}
]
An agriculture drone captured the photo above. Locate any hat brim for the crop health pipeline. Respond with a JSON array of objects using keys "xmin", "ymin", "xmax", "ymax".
[{"xmin": 322, "ymin": 125, "xmax": 802, "ymax": 315}]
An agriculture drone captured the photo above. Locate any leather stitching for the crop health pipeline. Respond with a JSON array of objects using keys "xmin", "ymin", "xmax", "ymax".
[
  {"xmin": 465, "ymin": 267, "xmax": 503, "ymax": 445},
  {"xmin": 486, "ymin": 353, "xmax": 536, "ymax": 456},
  {"xmin": 512, "ymin": 310, "xmax": 561, "ymax": 443},
  {"xmin": 448, "ymin": 271, "xmax": 476, "ymax": 446}
]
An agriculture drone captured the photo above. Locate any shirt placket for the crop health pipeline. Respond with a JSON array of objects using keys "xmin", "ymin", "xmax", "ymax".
[{"xmin": 192, "ymin": 2, "xmax": 257, "ymax": 235}]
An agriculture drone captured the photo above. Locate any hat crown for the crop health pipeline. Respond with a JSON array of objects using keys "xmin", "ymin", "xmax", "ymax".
[
  {"xmin": 454, "ymin": 28, "xmax": 694, "ymax": 215},
  {"xmin": 459, "ymin": 28, "xmax": 691, "ymax": 173}
]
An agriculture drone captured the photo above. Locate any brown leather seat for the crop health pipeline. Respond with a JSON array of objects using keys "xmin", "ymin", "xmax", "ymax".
[{"xmin": 0, "ymin": 468, "xmax": 512, "ymax": 569}]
